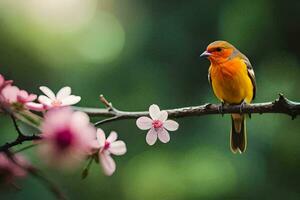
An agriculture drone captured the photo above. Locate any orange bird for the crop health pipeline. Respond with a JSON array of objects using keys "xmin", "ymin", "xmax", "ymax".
[{"xmin": 200, "ymin": 41, "xmax": 256, "ymax": 153}]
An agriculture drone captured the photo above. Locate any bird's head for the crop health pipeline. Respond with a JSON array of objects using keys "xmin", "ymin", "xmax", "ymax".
[{"xmin": 200, "ymin": 41, "xmax": 236, "ymax": 63}]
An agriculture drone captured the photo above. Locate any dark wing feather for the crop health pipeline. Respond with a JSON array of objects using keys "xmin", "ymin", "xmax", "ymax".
[{"xmin": 240, "ymin": 54, "xmax": 256, "ymax": 100}]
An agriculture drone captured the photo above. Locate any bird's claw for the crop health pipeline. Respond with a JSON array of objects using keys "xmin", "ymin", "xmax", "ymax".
[
  {"xmin": 239, "ymin": 100, "xmax": 247, "ymax": 114},
  {"xmin": 218, "ymin": 102, "xmax": 225, "ymax": 117}
]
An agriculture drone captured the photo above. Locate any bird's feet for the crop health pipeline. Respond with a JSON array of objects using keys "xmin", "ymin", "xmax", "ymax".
[
  {"xmin": 218, "ymin": 102, "xmax": 225, "ymax": 117},
  {"xmin": 239, "ymin": 100, "xmax": 251, "ymax": 118}
]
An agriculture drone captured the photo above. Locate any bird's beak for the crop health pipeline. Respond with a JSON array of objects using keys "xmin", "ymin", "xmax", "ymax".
[{"xmin": 200, "ymin": 50, "xmax": 211, "ymax": 58}]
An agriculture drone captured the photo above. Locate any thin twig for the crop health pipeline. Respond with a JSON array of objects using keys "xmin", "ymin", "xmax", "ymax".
[
  {"xmin": 14, "ymin": 144, "xmax": 37, "ymax": 154},
  {"xmin": 27, "ymin": 167, "xmax": 67, "ymax": 200},
  {"xmin": 99, "ymin": 94, "xmax": 113, "ymax": 110},
  {"xmin": 10, "ymin": 114, "xmax": 23, "ymax": 136},
  {"xmin": 94, "ymin": 116, "xmax": 123, "ymax": 126},
  {"xmin": 5, "ymin": 151, "xmax": 67, "ymax": 200}
]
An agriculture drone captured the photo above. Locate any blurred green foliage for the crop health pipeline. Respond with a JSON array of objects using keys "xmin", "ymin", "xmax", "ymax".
[{"xmin": 1, "ymin": 0, "xmax": 300, "ymax": 199}]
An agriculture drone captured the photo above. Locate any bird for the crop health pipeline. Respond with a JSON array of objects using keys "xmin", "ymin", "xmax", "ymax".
[{"xmin": 200, "ymin": 41, "xmax": 256, "ymax": 153}]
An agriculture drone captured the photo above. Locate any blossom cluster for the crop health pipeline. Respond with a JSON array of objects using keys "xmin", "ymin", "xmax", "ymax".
[{"xmin": 0, "ymin": 73, "xmax": 179, "ymax": 184}]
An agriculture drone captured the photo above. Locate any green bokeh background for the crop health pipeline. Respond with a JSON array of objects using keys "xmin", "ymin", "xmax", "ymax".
[{"xmin": 1, "ymin": 0, "xmax": 300, "ymax": 199}]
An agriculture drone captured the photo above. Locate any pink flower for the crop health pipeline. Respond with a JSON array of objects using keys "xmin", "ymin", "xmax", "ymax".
[
  {"xmin": 0, "ymin": 153, "xmax": 28, "ymax": 184},
  {"xmin": 38, "ymin": 107, "xmax": 96, "ymax": 169},
  {"xmin": 38, "ymin": 86, "xmax": 81, "ymax": 109},
  {"xmin": 91, "ymin": 129, "xmax": 127, "ymax": 176},
  {"xmin": 0, "ymin": 85, "xmax": 43, "ymax": 111},
  {"xmin": 136, "ymin": 104, "xmax": 179, "ymax": 145},
  {"xmin": 17, "ymin": 90, "xmax": 37, "ymax": 104},
  {"xmin": 0, "ymin": 74, "xmax": 13, "ymax": 91},
  {"xmin": 1, "ymin": 85, "xmax": 19, "ymax": 103}
]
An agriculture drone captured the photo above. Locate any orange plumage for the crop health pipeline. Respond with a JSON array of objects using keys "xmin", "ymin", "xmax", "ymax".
[{"xmin": 201, "ymin": 41, "xmax": 256, "ymax": 153}]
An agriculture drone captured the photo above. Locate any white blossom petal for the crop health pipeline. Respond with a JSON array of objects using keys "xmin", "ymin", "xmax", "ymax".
[
  {"xmin": 100, "ymin": 152, "xmax": 116, "ymax": 176},
  {"xmin": 39, "ymin": 86, "xmax": 56, "ymax": 100},
  {"xmin": 136, "ymin": 117, "xmax": 153, "ymax": 130},
  {"xmin": 96, "ymin": 129, "xmax": 106, "ymax": 147},
  {"xmin": 163, "ymin": 120, "xmax": 179, "ymax": 131},
  {"xmin": 158, "ymin": 111, "xmax": 168, "ymax": 122},
  {"xmin": 56, "ymin": 86, "xmax": 71, "ymax": 100},
  {"xmin": 61, "ymin": 95, "xmax": 81, "ymax": 106},
  {"xmin": 149, "ymin": 104, "xmax": 160, "ymax": 120},
  {"xmin": 109, "ymin": 141, "xmax": 127, "ymax": 155},
  {"xmin": 157, "ymin": 128, "xmax": 170, "ymax": 143},
  {"xmin": 38, "ymin": 95, "xmax": 53, "ymax": 106},
  {"xmin": 107, "ymin": 131, "xmax": 118, "ymax": 143},
  {"xmin": 146, "ymin": 128, "xmax": 158, "ymax": 145}
]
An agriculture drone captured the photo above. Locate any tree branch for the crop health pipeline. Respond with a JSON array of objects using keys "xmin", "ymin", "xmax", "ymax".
[
  {"xmin": 73, "ymin": 94, "xmax": 300, "ymax": 126},
  {"xmin": 0, "ymin": 115, "xmax": 41, "ymax": 152},
  {"xmin": 0, "ymin": 135, "xmax": 41, "ymax": 152}
]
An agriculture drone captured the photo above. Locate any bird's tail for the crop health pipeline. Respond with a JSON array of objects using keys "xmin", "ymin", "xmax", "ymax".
[{"xmin": 230, "ymin": 114, "xmax": 247, "ymax": 153}]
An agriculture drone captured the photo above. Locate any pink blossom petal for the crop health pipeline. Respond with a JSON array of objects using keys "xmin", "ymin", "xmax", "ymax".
[
  {"xmin": 0, "ymin": 75, "xmax": 4, "ymax": 86},
  {"xmin": 100, "ymin": 152, "xmax": 116, "ymax": 176},
  {"xmin": 96, "ymin": 129, "xmax": 106, "ymax": 147},
  {"xmin": 157, "ymin": 128, "xmax": 170, "ymax": 143},
  {"xmin": 17, "ymin": 90, "xmax": 28, "ymax": 101},
  {"xmin": 136, "ymin": 116, "xmax": 153, "ymax": 130},
  {"xmin": 25, "ymin": 102, "xmax": 45, "ymax": 111},
  {"xmin": 109, "ymin": 141, "xmax": 127, "ymax": 155},
  {"xmin": 56, "ymin": 86, "xmax": 71, "ymax": 100},
  {"xmin": 107, "ymin": 131, "xmax": 118, "ymax": 143},
  {"xmin": 70, "ymin": 111, "xmax": 96, "ymax": 145},
  {"xmin": 39, "ymin": 86, "xmax": 56, "ymax": 100},
  {"xmin": 163, "ymin": 120, "xmax": 179, "ymax": 131},
  {"xmin": 38, "ymin": 95, "xmax": 53, "ymax": 106},
  {"xmin": 17, "ymin": 91, "xmax": 37, "ymax": 103},
  {"xmin": 149, "ymin": 104, "xmax": 161, "ymax": 120},
  {"xmin": 61, "ymin": 95, "xmax": 81, "ymax": 106},
  {"xmin": 146, "ymin": 128, "xmax": 158, "ymax": 145},
  {"xmin": 27, "ymin": 94, "xmax": 37, "ymax": 102},
  {"xmin": 2, "ymin": 85, "xmax": 19, "ymax": 103},
  {"xmin": 158, "ymin": 111, "xmax": 168, "ymax": 122},
  {"xmin": 71, "ymin": 111, "xmax": 90, "ymax": 125}
]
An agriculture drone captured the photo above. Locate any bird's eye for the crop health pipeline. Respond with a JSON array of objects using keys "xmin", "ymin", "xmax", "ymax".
[{"xmin": 215, "ymin": 47, "xmax": 222, "ymax": 52}]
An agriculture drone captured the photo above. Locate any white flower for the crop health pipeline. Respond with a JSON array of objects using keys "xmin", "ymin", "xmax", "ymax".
[
  {"xmin": 136, "ymin": 104, "xmax": 179, "ymax": 145},
  {"xmin": 91, "ymin": 129, "xmax": 127, "ymax": 176},
  {"xmin": 38, "ymin": 86, "xmax": 81, "ymax": 109}
]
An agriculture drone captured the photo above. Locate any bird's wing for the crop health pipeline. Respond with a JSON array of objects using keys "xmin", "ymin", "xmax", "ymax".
[
  {"xmin": 241, "ymin": 54, "xmax": 256, "ymax": 100},
  {"xmin": 208, "ymin": 66, "xmax": 212, "ymax": 88}
]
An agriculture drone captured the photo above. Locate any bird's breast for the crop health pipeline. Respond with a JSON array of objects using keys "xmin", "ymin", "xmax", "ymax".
[{"xmin": 209, "ymin": 59, "xmax": 252, "ymax": 104}]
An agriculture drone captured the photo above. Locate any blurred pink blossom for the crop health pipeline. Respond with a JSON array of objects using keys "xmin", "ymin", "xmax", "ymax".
[
  {"xmin": 90, "ymin": 129, "xmax": 127, "ymax": 176},
  {"xmin": 38, "ymin": 107, "xmax": 96, "ymax": 169},
  {"xmin": 0, "ymin": 74, "xmax": 13, "ymax": 91},
  {"xmin": 136, "ymin": 104, "xmax": 179, "ymax": 145},
  {"xmin": 38, "ymin": 86, "xmax": 81, "ymax": 109},
  {"xmin": 0, "ymin": 85, "xmax": 42, "ymax": 111},
  {"xmin": 0, "ymin": 153, "xmax": 28, "ymax": 184}
]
